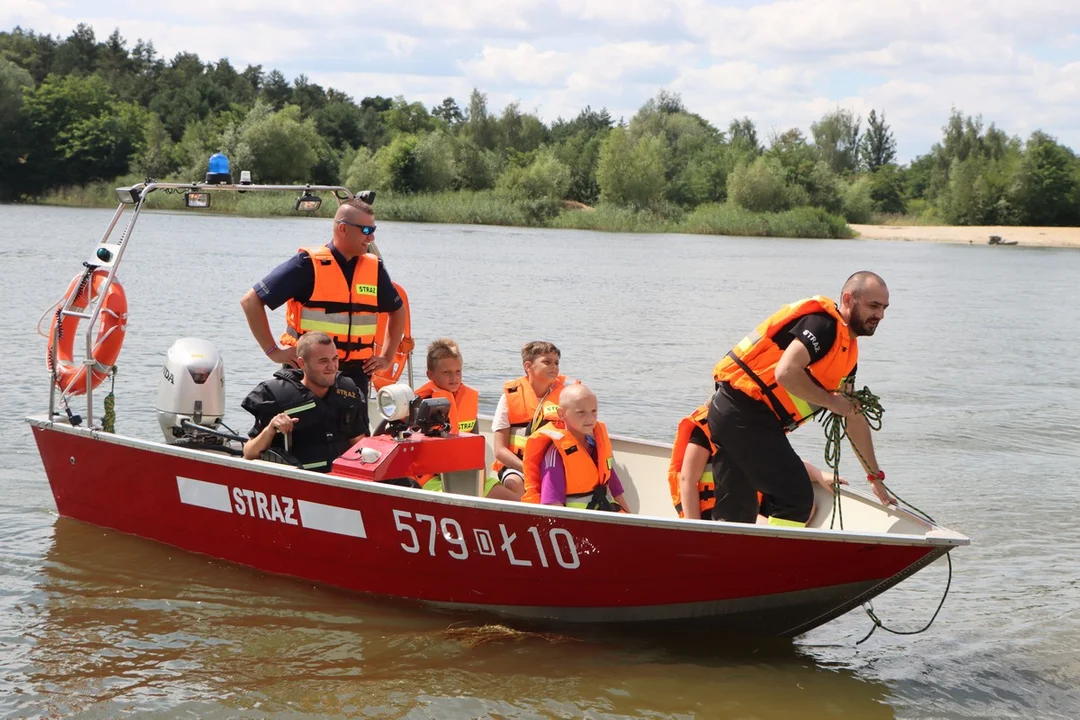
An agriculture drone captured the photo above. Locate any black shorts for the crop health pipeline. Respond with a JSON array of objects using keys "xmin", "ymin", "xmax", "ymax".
[{"xmin": 706, "ymin": 384, "xmax": 814, "ymax": 524}]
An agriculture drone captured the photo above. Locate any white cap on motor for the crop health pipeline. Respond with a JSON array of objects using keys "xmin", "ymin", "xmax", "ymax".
[{"xmin": 155, "ymin": 338, "xmax": 226, "ymax": 442}]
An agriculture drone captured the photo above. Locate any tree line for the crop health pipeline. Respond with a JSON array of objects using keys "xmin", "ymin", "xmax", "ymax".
[{"xmin": 2, "ymin": 24, "xmax": 1079, "ymax": 226}]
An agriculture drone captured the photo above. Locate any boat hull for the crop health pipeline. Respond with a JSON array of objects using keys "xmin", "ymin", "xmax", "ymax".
[{"xmin": 29, "ymin": 419, "xmax": 957, "ymax": 637}]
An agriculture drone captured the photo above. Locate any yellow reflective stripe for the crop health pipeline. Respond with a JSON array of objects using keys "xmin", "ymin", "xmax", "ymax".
[
  {"xmin": 789, "ymin": 393, "xmax": 814, "ymax": 420},
  {"xmin": 566, "ymin": 493, "xmax": 593, "ymax": 509},
  {"xmin": 509, "ymin": 428, "xmax": 529, "ymax": 448},
  {"xmin": 302, "ymin": 460, "xmax": 328, "ymax": 469},
  {"xmin": 606, "ymin": 457, "xmax": 614, "ymax": 469},
  {"xmin": 458, "ymin": 419, "xmax": 476, "ymax": 432},
  {"xmin": 297, "ymin": 318, "xmax": 378, "ymax": 337},
  {"xmin": 700, "ymin": 469, "xmax": 714, "ymax": 486},
  {"xmin": 767, "ymin": 516, "xmax": 807, "ymax": 528},
  {"xmin": 297, "ymin": 310, "xmax": 378, "ymax": 336},
  {"xmin": 284, "ymin": 401, "xmax": 316, "ymax": 415}
]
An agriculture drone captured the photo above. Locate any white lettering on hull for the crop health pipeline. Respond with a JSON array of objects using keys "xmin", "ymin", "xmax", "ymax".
[{"xmin": 175, "ymin": 477, "xmax": 365, "ymax": 539}]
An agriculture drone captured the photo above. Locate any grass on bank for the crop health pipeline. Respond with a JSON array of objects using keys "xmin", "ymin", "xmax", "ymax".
[{"xmin": 34, "ymin": 179, "xmax": 854, "ymax": 239}]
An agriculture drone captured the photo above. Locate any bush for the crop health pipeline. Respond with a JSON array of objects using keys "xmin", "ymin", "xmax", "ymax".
[
  {"xmin": 727, "ymin": 156, "xmax": 793, "ymax": 212},
  {"xmin": 495, "ymin": 147, "xmax": 571, "ymax": 201},
  {"xmin": 681, "ymin": 202, "xmax": 852, "ymax": 239},
  {"xmin": 841, "ymin": 177, "xmax": 874, "ymax": 223}
]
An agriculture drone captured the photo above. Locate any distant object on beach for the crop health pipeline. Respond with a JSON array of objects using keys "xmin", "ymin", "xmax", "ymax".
[{"xmin": 988, "ymin": 235, "xmax": 1019, "ymax": 246}]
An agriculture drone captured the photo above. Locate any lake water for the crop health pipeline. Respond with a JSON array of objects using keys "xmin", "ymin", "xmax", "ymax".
[{"xmin": 1, "ymin": 204, "xmax": 1078, "ymax": 718}]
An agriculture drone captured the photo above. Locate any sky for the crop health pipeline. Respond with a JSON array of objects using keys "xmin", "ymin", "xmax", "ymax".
[{"xmin": 5, "ymin": 0, "xmax": 1080, "ymax": 161}]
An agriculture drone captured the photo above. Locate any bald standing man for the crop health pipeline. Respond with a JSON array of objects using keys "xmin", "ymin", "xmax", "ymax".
[{"xmin": 708, "ymin": 272, "xmax": 896, "ymax": 528}]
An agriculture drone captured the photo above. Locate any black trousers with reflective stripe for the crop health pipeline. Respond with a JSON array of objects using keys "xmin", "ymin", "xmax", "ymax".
[{"xmin": 706, "ymin": 384, "xmax": 814, "ymax": 524}]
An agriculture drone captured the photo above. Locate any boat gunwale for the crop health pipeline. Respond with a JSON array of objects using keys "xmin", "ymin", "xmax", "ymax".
[{"xmin": 27, "ymin": 414, "xmax": 970, "ymax": 549}]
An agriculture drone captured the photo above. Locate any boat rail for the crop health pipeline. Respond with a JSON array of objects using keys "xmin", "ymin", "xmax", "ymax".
[{"xmin": 47, "ymin": 180, "xmax": 396, "ymax": 428}]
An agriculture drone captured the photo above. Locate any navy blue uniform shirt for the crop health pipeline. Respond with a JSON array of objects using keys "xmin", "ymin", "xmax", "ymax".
[{"xmin": 253, "ymin": 242, "xmax": 403, "ymax": 312}]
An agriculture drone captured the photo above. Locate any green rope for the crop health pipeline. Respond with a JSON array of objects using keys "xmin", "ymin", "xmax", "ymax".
[
  {"xmin": 102, "ymin": 367, "xmax": 117, "ymax": 433},
  {"xmin": 817, "ymin": 387, "xmax": 954, "ymax": 645},
  {"xmin": 819, "ymin": 386, "xmax": 884, "ymax": 530}
]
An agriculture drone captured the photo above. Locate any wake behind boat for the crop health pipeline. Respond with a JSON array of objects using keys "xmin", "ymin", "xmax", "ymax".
[{"xmin": 28, "ymin": 164, "xmax": 968, "ymax": 638}]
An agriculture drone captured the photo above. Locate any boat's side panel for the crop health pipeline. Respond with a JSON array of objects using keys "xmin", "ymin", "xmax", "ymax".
[{"xmin": 32, "ymin": 424, "xmax": 941, "ymax": 634}]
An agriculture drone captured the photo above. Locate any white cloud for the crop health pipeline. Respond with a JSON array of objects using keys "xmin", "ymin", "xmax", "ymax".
[{"xmin": 3, "ymin": 0, "xmax": 1079, "ymax": 159}]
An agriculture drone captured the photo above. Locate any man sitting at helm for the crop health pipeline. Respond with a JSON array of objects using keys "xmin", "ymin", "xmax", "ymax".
[{"xmin": 241, "ymin": 332, "xmax": 367, "ymax": 472}]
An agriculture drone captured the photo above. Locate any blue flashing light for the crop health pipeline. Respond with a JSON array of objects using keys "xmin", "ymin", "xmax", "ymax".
[{"xmin": 208, "ymin": 153, "xmax": 230, "ymax": 174}]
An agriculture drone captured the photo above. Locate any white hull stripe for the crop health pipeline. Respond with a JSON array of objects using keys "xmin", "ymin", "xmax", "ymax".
[
  {"xmin": 175, "ymin": 477, "xmax": 366, "ymax": 539},
  {"xmin": 297, "ymin": 499, "xmax": 367, "ymax": 538},
  {"xmin": 177, "ymin": 476, "xmax": 233, "ymax": 513}
]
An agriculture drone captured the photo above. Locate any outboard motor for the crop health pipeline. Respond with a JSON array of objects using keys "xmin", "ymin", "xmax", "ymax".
[{"xmin": 156, "ymin": 338, "xmax": 226, "ymax": 443}]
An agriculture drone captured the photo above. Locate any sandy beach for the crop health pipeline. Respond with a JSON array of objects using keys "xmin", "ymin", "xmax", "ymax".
[{"xmin": 850, "ymin": 224, "xmax": 1080, "ymax": 248}]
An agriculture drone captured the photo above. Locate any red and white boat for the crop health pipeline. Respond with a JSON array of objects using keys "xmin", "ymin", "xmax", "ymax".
[{"xmin": 28, "ymin": 172, "xmax": 969, "ymax": 638}]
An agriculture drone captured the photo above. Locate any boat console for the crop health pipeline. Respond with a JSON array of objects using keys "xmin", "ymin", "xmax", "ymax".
[{"xmin": 330, "ymin": 383, "xmax": 487, "ymax": 495}]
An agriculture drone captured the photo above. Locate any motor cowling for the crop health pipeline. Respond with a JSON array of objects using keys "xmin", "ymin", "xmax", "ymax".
[{"xmin": 156, "ymin": 338, "xmax": 225, "ymax": 442}]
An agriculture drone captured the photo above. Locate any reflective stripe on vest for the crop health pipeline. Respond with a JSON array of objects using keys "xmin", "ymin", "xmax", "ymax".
[
  {"xmin": 280, "ymin": 245, "xmax": 380, "ymax": 362},
  {"xmin": 713, "ymin": 296, "xmax": 858, "ymax": 430}
]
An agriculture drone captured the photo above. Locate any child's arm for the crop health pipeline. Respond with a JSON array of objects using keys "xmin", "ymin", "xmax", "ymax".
[
  {"xmin": 539, "ymin": 446, "xmax": 567, "ymax": 505},
  {"xmin": 493, "ymin": 429, "xmax": 524, "ymax": 472},
  {"xmin": 612, "ymin": 493, "xmax": 632, "ymax": 513}
]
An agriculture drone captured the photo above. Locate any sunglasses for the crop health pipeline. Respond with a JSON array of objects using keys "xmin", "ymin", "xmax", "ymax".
[{"xmin": 337, "ymin": 219, "xmax": 377, "ymax": 235}]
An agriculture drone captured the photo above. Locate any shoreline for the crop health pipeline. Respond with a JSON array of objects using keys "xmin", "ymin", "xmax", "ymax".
[{"xmin": 850, "ymin": 224, "xmax": 1080, "ymax": 249}]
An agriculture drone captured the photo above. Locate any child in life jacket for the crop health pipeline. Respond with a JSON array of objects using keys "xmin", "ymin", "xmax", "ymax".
[
  {"xmin": 521, "ymin": 384, "xmax": 631, "ymax": 512},
  {"xmin": 414, "ymin": 338, "xmax": 519, "ymax": 501},
  {"xmin": 668, "ymin": 403, "xmax": 847, "ymax": 522},
  {"xmin": 491, "ymin": 341, "xmax": 575, "ymax": 498}
]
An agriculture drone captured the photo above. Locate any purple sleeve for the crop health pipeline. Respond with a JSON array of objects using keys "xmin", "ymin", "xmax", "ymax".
[
  {"xmin": 254, "ymin": 251, "xmax": 314, "ymax": 310},
  {"xmin": 607, "ymin": 465, "xmax": 625, "ymax": 498},
  {"xmin": 539, "ymin": 444, "xmax": 567, "ymax": 505}
]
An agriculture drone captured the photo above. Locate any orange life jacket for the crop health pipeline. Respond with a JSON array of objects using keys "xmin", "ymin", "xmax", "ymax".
[
  {"xmin": 491, "ymin": 375, "xmax": 572, "ymax": 474},
  {"xmin": 521, "ymin": 421, "xmax": 614, "ymax": 509},
  {"xmin": 415, "ymin": 381, "xmax": 479, "ymax": 434},
  {"xmin": 667, "ymin": 405, "xmax": 717, "ymax": 518},
  {"xmin": 713, "ymin": 296, "xmax": 858, "ymax": 431},
  {"xmin": 280, "ymin": 245, "xmax": 379, "ymax": 362}
]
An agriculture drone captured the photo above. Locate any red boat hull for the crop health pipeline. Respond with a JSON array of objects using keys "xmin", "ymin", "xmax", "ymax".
[{"xmin": 30, "ymin": 420, "xmax": 950, "ymax": 637}]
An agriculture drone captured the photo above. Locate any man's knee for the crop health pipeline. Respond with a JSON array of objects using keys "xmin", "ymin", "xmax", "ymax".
[{"xmin": 770, "ymin": 481, "xmax": 814, "ymax": 524}]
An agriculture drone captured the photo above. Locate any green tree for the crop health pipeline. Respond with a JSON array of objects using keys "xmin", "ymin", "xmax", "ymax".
[
  {"xmin": 596, "ymin": 127, "xmax": 667, "ymax": 208},
  {"xmin": 0, "ymin": 26, "xmax": 58, "ymax": 83},
  {"xmin": 867, "ymin": 164, "xmax": 907, "ymax": 214},
  {"xmin": 432, "ymin": 97, "xmax": 464, "ymax": 126},
  {"xmin": 240, "ymin": 104, "xmax": 320, "ymax": 183},
  {"xmin": 0, "ymin": 57, "xmax": 34, "ymax": 199},
  {"xmin": 496, "ymin": 147, "xmax": 571, "ymax": 201},
  {"xmin": 376, "ymin": 133, "xmax": 423, "ymax": 193},
  {"xmin": 462, "ymin": 89, "xmax": 498, "ymax": 151},
  {"xmin": 344, "ymin": 146, "xmax": 387, "ymax": 191},
  {"xmin": 413, "ymin": 130, "xmax": 459, "ymax": 192},
  {"xmin": 811, "ymin": 108, "xmax": 860, "ymax": 174},
  {"xmin": 383, "ymin": 97, "xmax": 434, "ymax": 137},
  {"xmin": 1013, "ymin": 131, "xmax": 1080, "ymax": 225},
  {"xmin": 51, "ymin": 23, "xmax": 98, "ymax": 76},
  {"xmin": 727, "ymin": 156, "xmax": 795, "ymax": 213},
  {"xmin": 261, "ymin": 69, "xmax": 291, "ymax": 109},
  {"xmin": 860, "ymin": 109, "xmax": 896, "ymax": 171},
  {"xmin": 728, "ymin": 117, "xmax": 761, "ymax": 155}
]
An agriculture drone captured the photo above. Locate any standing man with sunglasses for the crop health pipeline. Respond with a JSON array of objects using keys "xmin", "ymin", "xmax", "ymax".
[{"xmin": 241, "ymin": 196, "xmax": 405, "ymax": 435}]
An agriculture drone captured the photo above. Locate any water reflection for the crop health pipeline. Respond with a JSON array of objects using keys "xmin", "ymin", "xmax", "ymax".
[{"xmin": 21, "ymin": 517, "xmax": 897, "ymax": 718}]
